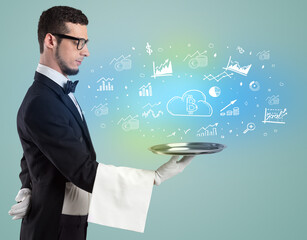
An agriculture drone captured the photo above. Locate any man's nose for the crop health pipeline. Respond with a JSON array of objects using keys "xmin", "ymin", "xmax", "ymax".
[{"xmin": 81, "ymin": 44, "xmax": 90, "ymax": 57}]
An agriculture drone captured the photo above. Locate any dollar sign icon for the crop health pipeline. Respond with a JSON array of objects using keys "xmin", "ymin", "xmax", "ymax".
[
  {"xmin": 186, "ymin": 95, "xmax": 198, "ymax": 114},
  {"xmin": 146, "ymin": 42, "xmax": 153, "ymax": 56}
]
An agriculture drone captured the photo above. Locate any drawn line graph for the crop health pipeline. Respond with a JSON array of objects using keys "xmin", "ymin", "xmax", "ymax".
[
  {"xmin": 142, "ymin": 102, "xmax": 161, "ymax": 109},
  {"xmin": 183, "ymin": 50, "xmax": 207, "ymax": 62},
  {"xmin": 110, "ymin": 55, "xmax": 131, "ymax": 65},
  {"xmin": 203, "ymin": 71, "xmax": 233, "ymax": 82},
  {"xmin": 117, "ymin": 114, "xmax": 138, "ymax": 125},
  {"xmin": 142, "ymin": 110, "xmax": 163, "ymax": 118},
  {"xmin": 97, "ymin": 77, "xmax": 114, "ymax": 83},
  {"xmin": 197, "ymin": 123, "xmax": 218, "ymax": 132}
]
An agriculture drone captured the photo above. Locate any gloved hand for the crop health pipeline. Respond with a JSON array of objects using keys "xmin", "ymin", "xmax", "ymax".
[
  {"xmin": 154, "ymin": 156, "xmax": 194, "ymax": 185},
  {"xmin": 8, "ymin": 188, "xmax": 31, "ymax": 220}
]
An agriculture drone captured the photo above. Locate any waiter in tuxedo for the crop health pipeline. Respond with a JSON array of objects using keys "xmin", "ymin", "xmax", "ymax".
[{"xmin": 8, "ymin": 6, "xmax": 194, "ymax": 240}]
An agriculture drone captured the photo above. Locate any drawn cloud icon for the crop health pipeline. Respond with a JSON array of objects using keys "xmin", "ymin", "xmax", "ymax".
[{"xmin": 167, "ymin": 89, "xmax": 213, "ymax": 117}]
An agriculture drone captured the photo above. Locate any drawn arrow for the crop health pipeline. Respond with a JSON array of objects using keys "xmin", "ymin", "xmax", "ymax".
[{"xmin": 220, "ymin": 99, "xmax": 237, "ymax": 112}]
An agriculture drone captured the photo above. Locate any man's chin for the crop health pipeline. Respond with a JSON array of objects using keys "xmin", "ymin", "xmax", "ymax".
[{"xmin": 63, "ymin": 67, "xmax": 79, "ymax": 76}]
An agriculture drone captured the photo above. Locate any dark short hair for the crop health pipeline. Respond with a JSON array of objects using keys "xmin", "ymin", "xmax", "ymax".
[{"xmin": 38, "ymin": 6, "xmax": 88, "ymax": 53}]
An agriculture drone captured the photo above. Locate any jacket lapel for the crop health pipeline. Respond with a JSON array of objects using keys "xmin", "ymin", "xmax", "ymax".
[
  {"xmin": 34, "ymin": 72, "xmax": 94, "ymax": 153},
  {"xmin": 81, "ymin": 117, "xmax": 96, "ymax": 157},
  {"xmin": 60, "ymin": 94, "xmax": 95, "ymax": 155}
]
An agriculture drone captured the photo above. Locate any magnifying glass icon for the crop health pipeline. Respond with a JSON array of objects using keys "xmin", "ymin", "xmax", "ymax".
[{"xmin": 243, "ymin": 122, "xmax": 256, "ymax": 134}]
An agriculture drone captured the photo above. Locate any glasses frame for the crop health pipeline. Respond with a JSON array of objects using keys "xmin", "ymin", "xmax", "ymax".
[{"xmin": 52, "ymin": 33, "xmax": 89, "ymax": 50}]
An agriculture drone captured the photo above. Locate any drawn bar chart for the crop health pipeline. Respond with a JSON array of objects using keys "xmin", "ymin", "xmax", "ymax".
[
  {"xmin": 139, "ymin": 83, "xmax": 152, "ymax": 96},
  {"xmin": 197, "ymin": 123, "xmax": 218, "ymax": 137},
  {"xmin": 97, "ymin": 81, "xmax": 114, "ymax": 91}
]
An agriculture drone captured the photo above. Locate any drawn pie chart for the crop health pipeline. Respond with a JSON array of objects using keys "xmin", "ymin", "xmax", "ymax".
[{"xmin": 209, "ymin": 86, "xmax": 221, "ymax": 97}]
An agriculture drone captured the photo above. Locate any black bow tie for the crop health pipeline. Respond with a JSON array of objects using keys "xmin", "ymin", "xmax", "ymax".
[{"xmin": 64, "ymin": 80, "xmax": 79, "ymax": 94}]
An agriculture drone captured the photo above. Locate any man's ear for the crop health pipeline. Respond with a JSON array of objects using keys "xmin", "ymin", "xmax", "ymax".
[{"xmin": 43, "ymin": 33, "xmax": 57, "ymax": 50}]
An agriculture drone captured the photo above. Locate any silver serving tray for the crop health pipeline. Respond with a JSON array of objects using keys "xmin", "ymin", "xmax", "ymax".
[{"xmin": 149, "ymin": 142, "xmax": 226, "ymax": 156}]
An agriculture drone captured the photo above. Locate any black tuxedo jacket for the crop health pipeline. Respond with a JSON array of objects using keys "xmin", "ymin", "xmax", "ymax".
[{"xmin": 17, "ymin": 72, "xmax": 98, "ymax": 239}]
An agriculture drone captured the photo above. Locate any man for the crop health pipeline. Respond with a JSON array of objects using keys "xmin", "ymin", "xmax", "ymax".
[{"xmin": 9, "ymin": 6, "xmax": 193, "ymax": 240}]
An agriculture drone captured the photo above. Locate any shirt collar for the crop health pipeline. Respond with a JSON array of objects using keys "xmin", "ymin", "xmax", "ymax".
[{"xmin": 36, "ymin": 63, "xmax": 69, "ymax": 88}]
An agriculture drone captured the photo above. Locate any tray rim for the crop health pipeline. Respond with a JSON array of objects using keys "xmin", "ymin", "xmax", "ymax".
[{"xmin": 148, "ymin": 142, "xmax": 227, "ymax": 156}]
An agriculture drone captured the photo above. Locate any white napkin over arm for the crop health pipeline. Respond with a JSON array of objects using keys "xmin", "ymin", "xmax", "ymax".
[{"xmin": 88, "ymin": 163, "xmax": 155, "ymax": 233}]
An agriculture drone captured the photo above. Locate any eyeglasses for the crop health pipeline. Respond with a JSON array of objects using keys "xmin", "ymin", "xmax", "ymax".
[{"xmin": 52, "ymin": 33, "xmax": 89, "ymax": 50}]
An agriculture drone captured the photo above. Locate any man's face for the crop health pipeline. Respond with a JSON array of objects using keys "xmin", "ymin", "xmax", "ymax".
[{"xmin": 55, "ymin": 22, "xmax": 90, "ymax": 76}]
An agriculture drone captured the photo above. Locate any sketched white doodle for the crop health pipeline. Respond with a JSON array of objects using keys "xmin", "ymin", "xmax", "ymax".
[
  {"xmin": 139, "ymin": 83, "xmax": 152, "ymax": 96},
  {"xmin": 220, "ymin": 107, "xmax": 240, "ymax": 116},
  {"xmin": 220, "ymin": 99, "xmax": 237, "ymax": 112},
  {"xmin": 117, "ymin": 115, "xmax": 139, "ymax": 131},
  {"xmin": 97, "ymin": 77, "xmax": 114, "ymax": 91},
  {"xmin": 167, "ymin": 89, "xmax": 213, "ymax": 117},
  {"xmin": 203, "ymin": 71, "xmax": 233, "ymax": 82},
  {"xmin": 197, "ymin": 123, "xmax": 218, "ymax": 137},
  {"xmin": 209, "ymin": 86, "xmax": 221, "ymax": 97},
  {"xmin": 184, "ymin": 129, "xmax": 191, "ymax": 134},
  {"xmin": 266, "ymin": 95, "xmax": 279, "ymax": 105},
  {"xmin": 146, "ymin": 42, "xmax": 153, "ymax": 55},
  {"xmin": 142, "ymin": 102, "xmax": 163, "ymax": 118},
  {"xmin": 91, "ymin": 103, "xmax": 108, "ymax": 116},
  {"xmin": 257, "ymin": 50, "xmax": 270, "ymax": 60},
  {"xmin": 167, "ymin": 131, "xmax": 176, "ymax": 137},
  {"xmin": 183, "ymin": 50, "xmax": 208, "ymax": 69},
  {"xmin": 236, "ymin": 46, "xmax": 245, "ymax": 54},
  {"xmin": 249, "ymin": 81, "xmax": 260, "ymax": 91},
  {"xmin": 243, "ymin": 122, "xmax": 256, "ymax": 134},
  {"xmin": 262, "ymin": 108, "xmax": 287, "ymax": 124},
  {"xmin": 142, "ymin": 110, "xmax": 163, "ymax": 118},
  {"xmin": 142, "ymin": 102, "xmax": 161, "ymax": 109},
  {"xmin": 151, "ymin": 59, "xmax": 173, "ymax": 78},
  {"xmin": 110, "ymin": 55, "xmax": 132, "ymax": 71},
  {"xmin": 223, "ymin": 56, "xmax": 252, "ymax": 76}
]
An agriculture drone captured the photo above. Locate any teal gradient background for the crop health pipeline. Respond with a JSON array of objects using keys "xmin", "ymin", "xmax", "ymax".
[{"xmin": 1, "ymin": 0, "xmax": 306, "ymax": 239}]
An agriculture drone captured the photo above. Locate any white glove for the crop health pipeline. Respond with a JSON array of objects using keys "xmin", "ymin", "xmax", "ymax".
[
  {"xmin": 8, "ymin": 188, "xmax": 31, "ymax": 220},
  {"xmin": 154, "ymin": 156, "xmax": 194, "ymax": 185}
]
